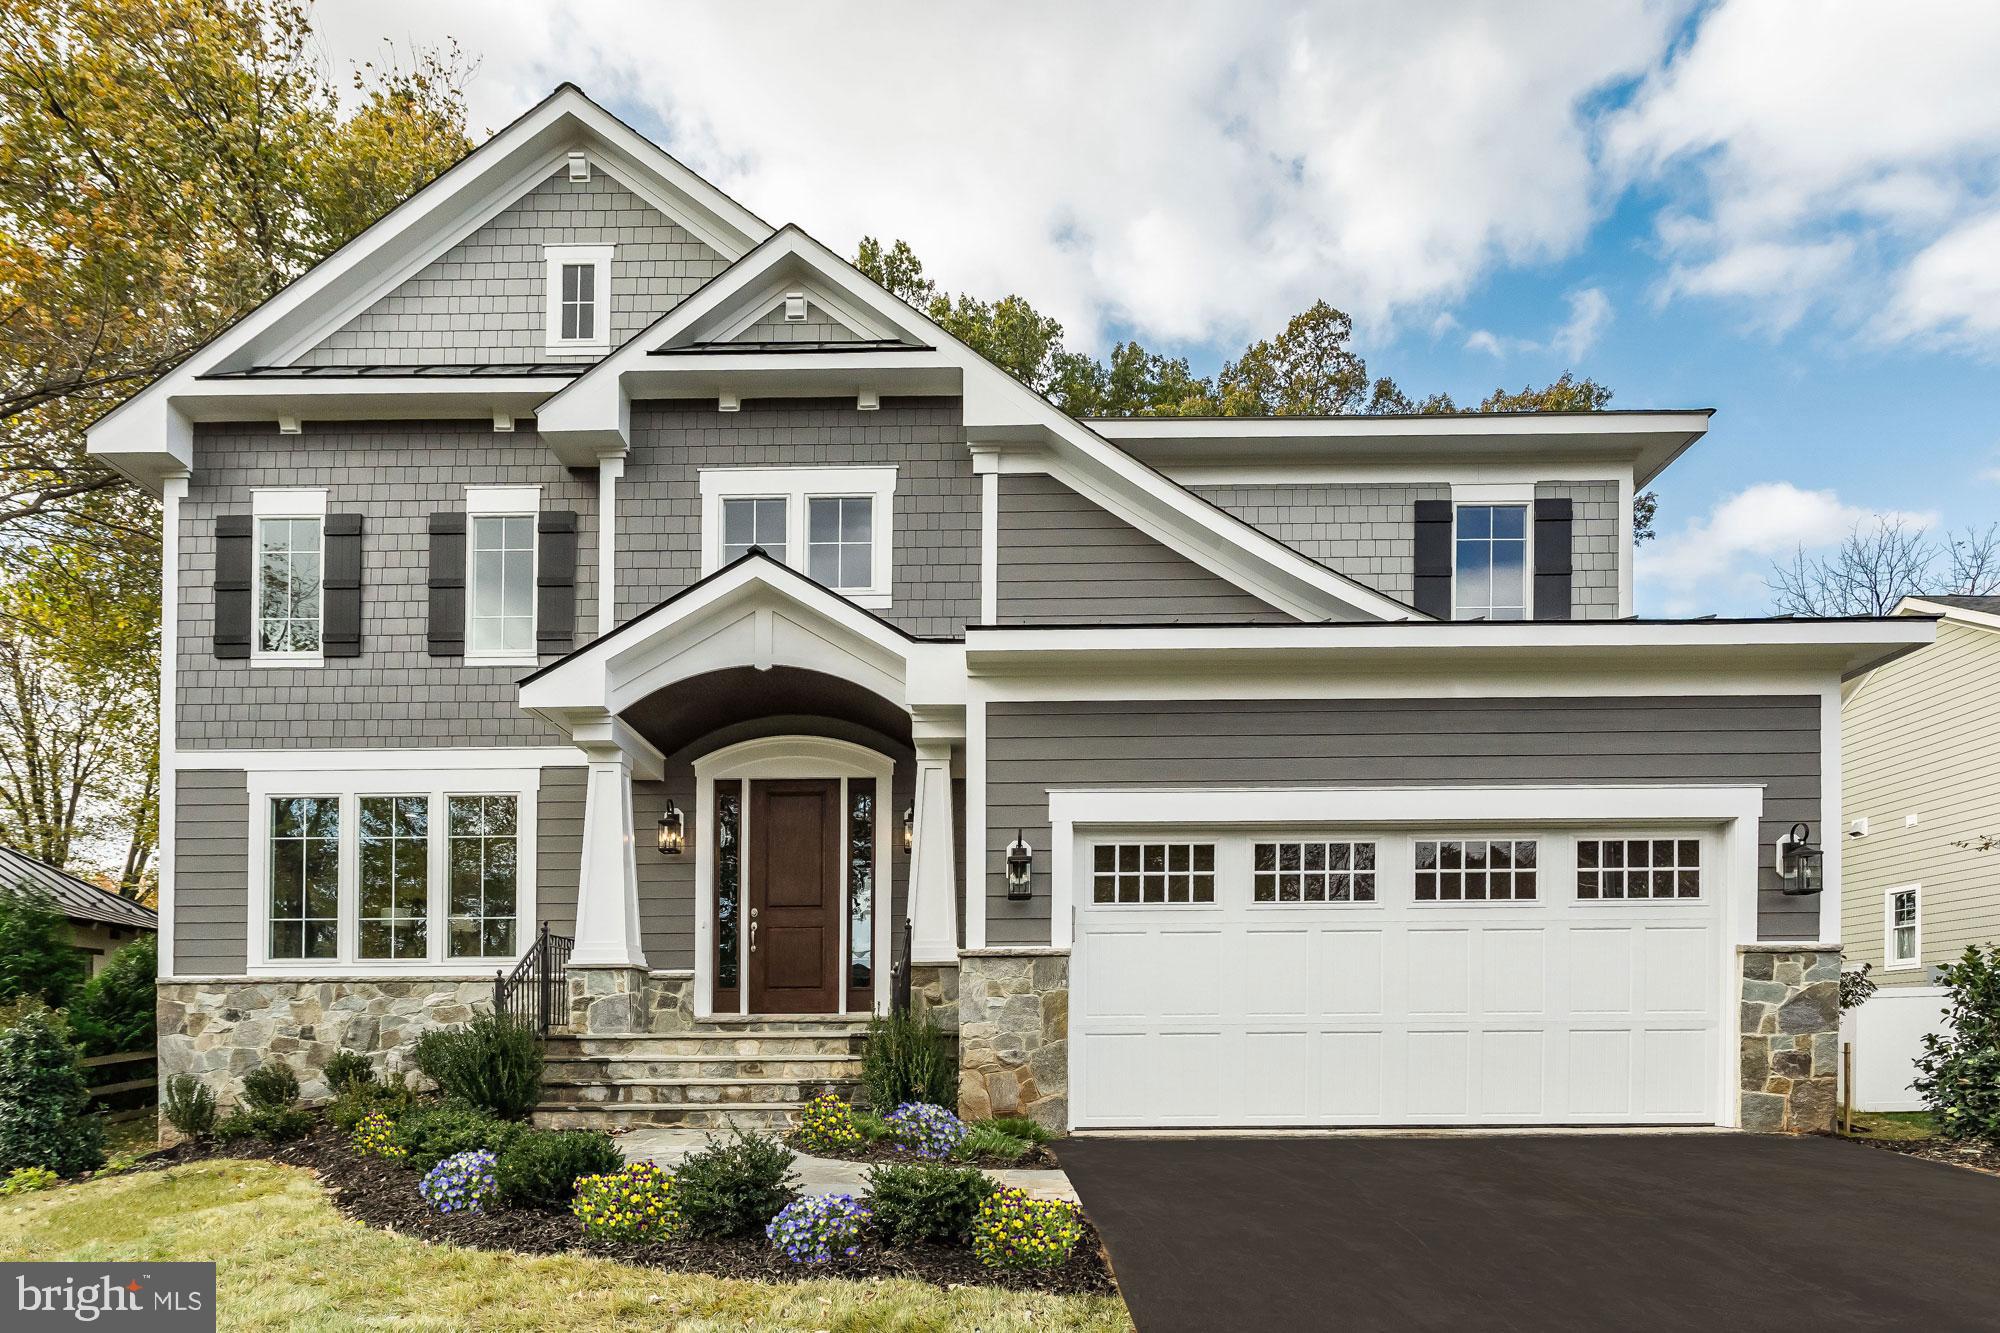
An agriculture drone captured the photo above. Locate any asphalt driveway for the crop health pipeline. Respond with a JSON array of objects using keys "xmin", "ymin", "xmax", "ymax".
[{"xmin": 1058, "ymin": 1133, "xmax": 2000, "ymax": 1332}]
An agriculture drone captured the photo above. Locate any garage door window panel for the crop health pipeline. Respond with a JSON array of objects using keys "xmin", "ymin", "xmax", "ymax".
[
  {"xmin": 1092, "ymin": 842, "xmax": 1215, "ymax": 904},
  {"xmin": 1577, "ymin": 837, "xmax": 1701, "ymax": 900},
  {"xmin": 1414, "ymin": 839, "xmax": 1537, "ymax": 902},
  {"xmin": 1253, "ymin": 840, "xmax": 1377, "ymax": 903}
]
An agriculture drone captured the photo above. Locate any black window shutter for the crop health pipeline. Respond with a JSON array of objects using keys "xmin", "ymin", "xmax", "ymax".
[
  {"xmin": 537, "ymin": 509, "xmax": 578, "ymax": 652},
  {"xmin": 322, "ymin": 514, "xmax": 364, "ymax": 658},
  {"xmin": 1534, "ymin": 496, "xmax": 1574, "ymax": 622},
  {"xmin": 214, "ymin": 515, "xmax": 253, "ymax": 659},
  {"xmin": 1412, "ymin": 500, "xmax": 1453, "ymax": 619},
  {"xmin": 427, "ymin": 512, "xmax": 466, "ymax": 657}
]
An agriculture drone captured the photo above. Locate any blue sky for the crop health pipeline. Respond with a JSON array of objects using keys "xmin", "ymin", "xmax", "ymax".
[{"xmin": 315, "ymin": 0, "xmax": 2000, "ymax": 616}]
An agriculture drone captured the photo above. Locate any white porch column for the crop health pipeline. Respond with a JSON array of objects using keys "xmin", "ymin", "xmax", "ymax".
[
  {"xmin": 596, "ymin": 452, "xmax": 623, "ymax": 637},
  {"xmin": 909, "ymin": 736, "xmax": 960, "ymax": 966},
  {"xmin": 569, "ymin": 717, "xmax": 661, "ymax": 969}
]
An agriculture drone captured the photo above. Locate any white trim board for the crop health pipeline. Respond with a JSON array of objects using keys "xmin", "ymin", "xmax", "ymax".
[{"xmin": 177, "ymin": 747, "xmax": 588, "ymax": 772}]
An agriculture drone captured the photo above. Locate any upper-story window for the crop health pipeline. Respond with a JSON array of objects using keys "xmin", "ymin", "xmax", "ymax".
[
  {"xmin": 701, "ymin": 467, "xmax": 897, "ymax": 608},
  {"xmin": 1886, "ymin": 886, "xmax": 1921, "ymax": 969},
  {"xmin": 253, "ymin": 488, "xmax": 326, "ymax": 663},
  {"xmin": 1454, "ymin": 503, "xmax": 1529, "ymax": 621},
  {"xmin": 544, "ymin": 244, "xmax": 613, "ymax": 356},
  {"xmin": 464, "ymin": 486, "xmax": 539, "ymax": 666}
]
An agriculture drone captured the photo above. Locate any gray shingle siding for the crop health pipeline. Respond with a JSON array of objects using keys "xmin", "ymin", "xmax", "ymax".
[
  {"xmin": 178, "ymin": 420, "xmax": 598, "ymax": 749},
  {"xmin": 731, "ymin": 300, "xmax": 860, "ymax": 344},
  {"xmin": 1536, "ymin": 480, "xmax": 1620, "ymax": 618},
  {"xmin": 982, "ymin": 695, "xmax": 1821, "ymax": 945},
  {"xmin": 1194, "ymin": 480, "xmax": 1624, "ymax": 618},
  {"xmin": 619, "ymin": 397, "xmax": 979, "ymax": 638},
  {"xmin": 296, "ymin": 167, "xmax": 726, "ymax": 367},
  {"xmin": 998, "ymin": 473, "xmax": 1290, "ymax": 624},
  {"xmin": 174, "ymin": 768, "xmax": 249, "ymax": 975}
]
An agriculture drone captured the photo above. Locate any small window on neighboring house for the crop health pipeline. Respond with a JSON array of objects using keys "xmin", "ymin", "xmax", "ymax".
[
  {"xmin": 1454, "ymin": 504, "xmax": 1529, "ymax": 620},
  {"xmin": 544, "ymin": 244, "xmax": 612, "ymax": 355},
  {"xmin": 722, "ymin": 496, "xmax": 788, "ymax": 565},
  {"xmin": 1887, "ymin": 887, "xmax": 1920, "ymax": 968}
]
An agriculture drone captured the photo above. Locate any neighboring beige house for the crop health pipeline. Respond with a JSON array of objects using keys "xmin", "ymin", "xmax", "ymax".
[
  {"xmin": 1840, "ymin": 595, "xmax": 2000, "ymax": 1107},
  {"xmin": 0, "ymin": 844, "xmax": 158, "ymax": 976}
]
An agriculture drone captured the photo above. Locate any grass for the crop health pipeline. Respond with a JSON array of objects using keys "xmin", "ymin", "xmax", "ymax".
[
  {"xmin": 1844, "ymin": 1110, "xmax": 1939, "ymax": 1141},
  {"xmin": 0, "ymin": 1161, "xmax": 1131, "ymax": 1332}
]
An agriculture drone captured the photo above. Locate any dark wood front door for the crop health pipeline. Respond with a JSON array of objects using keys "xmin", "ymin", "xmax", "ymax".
[{"xmin": 747, "ymin": 778, "xmax": 841, "ymax": 1013}]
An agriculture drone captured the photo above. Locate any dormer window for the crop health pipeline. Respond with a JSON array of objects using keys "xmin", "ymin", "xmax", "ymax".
[{"xmin": 544, "ymin": 244, "xmax": 613, "ymax": 356}]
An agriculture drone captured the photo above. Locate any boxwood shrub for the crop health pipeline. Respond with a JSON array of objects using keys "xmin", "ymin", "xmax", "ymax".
[
  {"xmin": 495, "ymin": 1128, "xmax": 626, "ymax": 1208},
  {"xmin": 864, "ymin": 1161, "xmax": 994, "ymax": 1245}
]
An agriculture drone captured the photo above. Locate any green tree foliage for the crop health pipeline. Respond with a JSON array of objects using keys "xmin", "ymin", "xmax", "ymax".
[
  {"xmin": 1915, "ymin": 945, "xmax": 2000, "ymax": 1142},
  {"xmin": 0, "ymin": 889, "xmax": 87, "ymax": 1008},
  {"xmin": 0, "ymin": 1005, "xmax": 104, "ymax": 1176},
  {"xmin": 64, "ymin": 933, "xmax": 155, "ymax": 1056}
]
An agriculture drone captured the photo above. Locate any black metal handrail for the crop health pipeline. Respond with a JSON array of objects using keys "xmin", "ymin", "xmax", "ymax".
[
  {"xmin": 890, "ymin": 914, "xmax": 914, "ymax": 1014},
  {"xmin": 494, "ymin": 922, "xmax": 575, "ymax": 1037}
]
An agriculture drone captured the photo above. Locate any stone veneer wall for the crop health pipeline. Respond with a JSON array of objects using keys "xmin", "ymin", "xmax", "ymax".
[
  {"xmin": 1738, "ymin": 945, "xmax": 1842, "ymax": 1133},
  {"xmin": 566, "ymin": 969, "xmax": 695, "ymax": 1035},
  {"xmin": 909, "ymin": 963, "xmax": 959, "ymax": 1035},
  {"xmin": 957, "ymin": 949, "xmax": 1067, "ymax": 1131},
  {"xmin": 158, "ymin": 979, "xmax": 491, "ymax": 1107}
]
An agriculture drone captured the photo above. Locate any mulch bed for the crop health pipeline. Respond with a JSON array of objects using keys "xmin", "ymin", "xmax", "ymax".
[
  {"xmin": 141, "ymin": 1127, "xmax": 1113, "ymax": 1296},
  {"xmin": 783, "ymin": 1134, "xmax": 1061, "ymax": 1172},
  {"xmin": 1845, "ymin": 1133, "xmax": 2000, "ymax": 1178}
]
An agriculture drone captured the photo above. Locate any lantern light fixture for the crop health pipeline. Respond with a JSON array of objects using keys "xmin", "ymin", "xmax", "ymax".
[
  {"xmin": 1777, "ymin": 821, "xmax": 1822, "ymax": 896},
  {"xmin": 1005, "ymin": 830, "xmax": 1034, "ymax": 899},
  {"xmin": 901, "ymin": 805, "xmax": 915, "ymax": 854},
  {"xmin": 657, "ymin": 801, "xmax": 685, "ymax": 856}
]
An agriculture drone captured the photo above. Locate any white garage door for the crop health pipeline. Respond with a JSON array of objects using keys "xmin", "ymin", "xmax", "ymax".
[{"xmin": 1070, "ymin": 828, "xmax": 1726, "ymax": 1128}]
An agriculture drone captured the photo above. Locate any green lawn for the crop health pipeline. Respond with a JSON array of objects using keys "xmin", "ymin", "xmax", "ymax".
[
  {"xmin": 0, "ymin": 1161, "xmax": 1132, "ymax": 1332},
  {"xmin": 1844, "ymin": 1111, "xmax": 1938, "ymax": 1141}
]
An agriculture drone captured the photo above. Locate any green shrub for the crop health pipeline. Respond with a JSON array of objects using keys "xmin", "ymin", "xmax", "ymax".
[
  {"xmin": 0, "ymin": 1006, "xmax": 104, "ymax": 1176},
  {"xmin": 954, "ymin": 1122, "xmax": 1032, "ymax": 1164},
  {"xmin": 573, "ymin": 1161, "xmax": 679, "ymax": 1241},
  {"xmin": 671, "ymin": 1127, "xmax": 799, "ymax": 1238},
  {"xmin": 795, "ymin": 1093, "xmax": 863, "ymax": 1155},
  {"xmin": 411, "ymin": 1012, "xmax": 543, "ymax": 1120},
  {"xmin": 1916, "ymin": 944, "xmax": 2000, "ymax": 1142},
  {"xmin": 0, "ymin": 890, "xmax": 87, "ymax": 1010},
  {"xmin": 322, "ymin": 1050, "xmax": 375, "ymax": 1093},
  {"xmin": 162, "ymin": 1074, "xmax": 218, "ymax": 1140},
  {"xmin": 390, "ymin": 1100, "xmax": 526, "ymax": 1173},
  {"xmin": 853, "ymin": 1108, "xmax": 895, "ymax": 1143},
  {"xmin": 240, "ymin": 1063, "xmax": 300, "ymax": 1112},
  {"xmin": 971, "ymin": 1187, "xmax": 1084, "ymax": 1270},
  {"xmin": 351, "ymin": 1112, "xmax": 405, "ymax": 1160},
  {"xmin": 1, "ymin": 1165, "xmax": 58, "ymax": 1194},
  {"xmin": 328, "ymin": 1080, "xmax": 418, "ymax": 1134},
  {"xmin": 213, "ymin": 1106, "xmax": 314, "ymax": 1144},
  {"xmin": 860, "ymin": 1009, "xmax": 956, "ymax": 1110},
  {"xmin": 982, "ymin": 1115, "xmax": 1054, "ymax": 1145},
  {"xmin": 66, "ymin": 936, "xmax": 157, "ymax": 1057},
  {"xmin": 864, "ymin": 1161, "xmax": 994, "ymax": 1245},
  {"xmin": 495, "ymin": 1128, "xmax": 625, "ymax": 1208}
]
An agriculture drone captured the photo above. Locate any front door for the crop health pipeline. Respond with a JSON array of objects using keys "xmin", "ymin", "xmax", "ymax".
[{"xmin": 747, "ymin": 778, "xmax": 841, "ymax": 1013}]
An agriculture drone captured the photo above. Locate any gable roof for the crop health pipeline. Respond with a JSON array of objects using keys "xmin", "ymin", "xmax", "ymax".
[
  {"xmin": 0, "ymin": 845, "xmax": 157, "ymax": 931},
  {"xmin": 89, "ymin": 84, "xmax": 774, "ymax": 488},
  {"xmin": 537, "ymin": 224, "xmax": 1426, "ymax": 623}
]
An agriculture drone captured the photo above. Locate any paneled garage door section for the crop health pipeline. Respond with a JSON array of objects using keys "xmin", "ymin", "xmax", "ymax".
[{"xmin": 1070, "ymin": 830, "xmax": 1724, "ymax": 1128}]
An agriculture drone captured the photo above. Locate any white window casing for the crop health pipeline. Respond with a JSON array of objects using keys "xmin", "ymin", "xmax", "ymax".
[
  {"xmin": 544, "ymin": 244, "xmax": 614, "ymax": 356},
  {"xmin": 1885, "ymin": 885, "xmax": 1921, "ymax": 970},
  {"xmin": 464, "ymin": 485, "xmax": 541, "ymax": 668},
  {"xmin": 245, "ymin": 767, "xmax": 539, "ymax": 978},
  {"xmin": 1449, "ymin": 481, "xmax": 1534, "ymax": 623},
  {"xmin": 699, "ymin": 466, "xmax": 897, "ymax": 607},
  {"xmin": 250, "ymin": 488, "xmax": 328, "ymax": 667}
]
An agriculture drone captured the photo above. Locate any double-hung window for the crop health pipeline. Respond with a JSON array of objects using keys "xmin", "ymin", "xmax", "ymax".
[
  {"xmin": 465, "ymin": 486, "xmax": 539, "ymax": 665},
  {"xmin": 701, "ymin": 467, "xmax": 897, "ymax": 606},
  {"xmin": 1454, "ymin": 503, "xmax": 1529, "ymax": 620},
  {"xmin": 1886, "ymin": 886, "xmax": 1920, "ymax": 969},
  {"xmin": 253, "ymin": 489, "xmax": 327, "ymax": 662},
  {"xmin": 544, "ymin": 244, "xmax": 613, "ymax": 356},
  {"xmin": 252, "ymin": 771, "xmax": 536, "ymax": 973}
]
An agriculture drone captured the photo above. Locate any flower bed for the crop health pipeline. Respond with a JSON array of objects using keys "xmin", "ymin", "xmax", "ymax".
[{"xmin": 146, "ymin": 1119, "xmax": 1110, "ymax": 1296}]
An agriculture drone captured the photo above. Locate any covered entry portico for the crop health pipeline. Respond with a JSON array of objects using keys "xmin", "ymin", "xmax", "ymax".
[{"xmin": 519, "ymin": 555, "xmax": 967, "ymax": 1024}]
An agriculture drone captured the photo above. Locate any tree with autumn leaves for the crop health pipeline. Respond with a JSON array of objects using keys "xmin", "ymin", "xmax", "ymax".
[{"xmin": 0, "ymin": 0, "xmax": 471, "ymax": 891}]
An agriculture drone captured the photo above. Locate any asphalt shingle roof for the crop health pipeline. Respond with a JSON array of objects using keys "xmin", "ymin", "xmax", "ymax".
[
  {"xmin": 1915, "ymin": 594, "xmax": 2000, "ymax": 615},
  {"xmin": 0, "ymin": 845, "xmax": 157, "ymax": 931}
]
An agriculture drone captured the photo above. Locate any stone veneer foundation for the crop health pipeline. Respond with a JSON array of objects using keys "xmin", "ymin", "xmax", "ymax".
[
  {"xmin": 565, "ymin": 967, "xmax": 695, "ymax": 1035},
  {"xmin": 1738, "ymin": 945, "xmax": 1842, "ymax": 1133},
  {"xmin": 957, "ymin": 948, "xmax": 1067, "ymax": 1132},
  {"xmin": 909, "ymin": 963, "xmax": 959, "ymax": 1034}
]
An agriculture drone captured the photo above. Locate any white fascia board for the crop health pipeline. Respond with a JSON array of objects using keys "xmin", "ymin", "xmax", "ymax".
[
  {"xmin": 1049, "ymin": 784, "xmax": 1764, "ymax": 830},
  {"xmin": 1895, "ymin": 597, "xmax": 1995, "ymax": 632},
  {"xmin": 87, "ymin": 85, "xmax": 771, "ymax": 489}
]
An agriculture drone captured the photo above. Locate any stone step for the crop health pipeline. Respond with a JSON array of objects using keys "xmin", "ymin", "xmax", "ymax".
[
  {"xmin": 542, "ymin": 1075, "xmax": 861, "ymax": 1108},
  {"xmin": 545, "ymin": 1053, "xmax": 864, "ymax": 1082},
  {"xmin": 548, "ymin": 1031, "xmax": 868, "ymax": 1060},
  {"xmin": 534, "ymin": 1103, "xmax": 810, "ymax": 1131}
]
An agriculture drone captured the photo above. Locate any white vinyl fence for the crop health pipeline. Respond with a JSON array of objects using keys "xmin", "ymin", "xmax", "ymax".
[{"xmin": 1840, "ymin": 985, "xmax": 1948, "ymax": 1113}]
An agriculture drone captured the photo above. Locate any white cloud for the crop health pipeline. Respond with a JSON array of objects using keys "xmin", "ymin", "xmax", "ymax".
[
  {"xmin": 307, "ymin": 1, "xmax": 1676, "ymax": 352},
  {"xmin": 1464, "ymin": 285, "xmax": 1610, "ymax": 360},
  {"xmin": 1637, "ymin": 483, "xmax": 1938, "ymax": 617},
  {"xmin": 1605, "ymin": 0, "xmax": 2000, "ymax": 347}
]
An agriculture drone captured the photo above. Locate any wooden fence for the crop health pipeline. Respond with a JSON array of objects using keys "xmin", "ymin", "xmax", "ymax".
[{"xmin": 82, "ymin": 1049, "xmax": 157, "ymax": 1124}]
